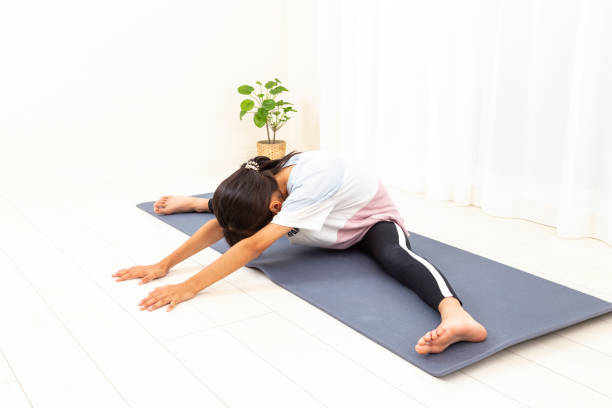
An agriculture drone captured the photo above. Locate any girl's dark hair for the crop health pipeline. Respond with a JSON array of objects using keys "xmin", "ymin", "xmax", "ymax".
[{"xmin": 212, "ymin": 150, "xmax": 301, "ymax": 246}]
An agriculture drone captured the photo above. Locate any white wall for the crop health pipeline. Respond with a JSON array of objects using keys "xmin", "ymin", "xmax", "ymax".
[
  {"xmin": 0, "ymin": 1, "xmax": 317, "ymax": 192},
  {"xmin": 286, "ymin": 1, "xmax": 319, "ymax": 153}
]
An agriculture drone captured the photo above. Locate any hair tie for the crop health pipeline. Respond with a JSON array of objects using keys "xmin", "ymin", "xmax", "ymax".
[{"xmin": 244, "ymin": 159, "xmax": 260, "ymax": 171}]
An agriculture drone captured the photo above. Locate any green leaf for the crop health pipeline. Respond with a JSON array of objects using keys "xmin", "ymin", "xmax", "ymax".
[
  {"xmin": 240, "ymin": 110, "xmax": 247, "ymax": 120},
  {"xmin": 253, "ymin": 111, "xmax": 267, "ymax": 128},
  {"xmin": 257, "ymin": 93, "xmax": 264, "ymax": 98},
  {"xmin": 262, "ymin": 99, "xmax": 275, "ymax": 110},
  {"xmin": 256, "ymin": 81, "xmax": 262, "ymax": 85},
  {"xmin": 274, "ymin": 78, "xmax": 282, "ymax": 83},
  {"xmin": 237, "ymin": 85, "xmax": 254, "ymax": 95},
  {"xmin": 265, "ymin": 81, "xmax": 276, "ymax": 89},
  {"xmin": 240, "ymin": 99, "xmax": 255, "ymax": 111},
  {"xmin": 270, "ymin": 86, "xmax": 288, "ymax": 95}
]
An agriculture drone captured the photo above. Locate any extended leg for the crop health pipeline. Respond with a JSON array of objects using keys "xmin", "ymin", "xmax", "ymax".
[
  {"xmin": 356, "ymin": 221, "xmax": 487, "ymax": 354},
  {"xmin": 154, "ymin": 196, "xmax": 211, "ymax": 215},
  {"xmin": 356, "ymin": 221, "xmax": 460, "ymax": 310}
]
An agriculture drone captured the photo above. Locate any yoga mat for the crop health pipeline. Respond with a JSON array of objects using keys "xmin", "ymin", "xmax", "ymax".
[{"xmin": 137, "ymin": 193, "xmax": 612, "ymax": 377}]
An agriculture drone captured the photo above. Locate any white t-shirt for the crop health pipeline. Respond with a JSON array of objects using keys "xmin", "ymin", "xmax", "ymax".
[{"xmin": 271, "ymin": 150, "xmax": 409, "ymax": 249}]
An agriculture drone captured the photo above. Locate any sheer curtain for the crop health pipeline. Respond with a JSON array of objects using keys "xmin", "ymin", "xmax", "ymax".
[{"xmin": 317, "ymin": 0, "xmax": 612, "ymax": 245}]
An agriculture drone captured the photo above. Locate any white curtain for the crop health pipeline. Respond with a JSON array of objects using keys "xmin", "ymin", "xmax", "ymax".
[{"xmin": 317, "ymin": 0, "xmax": 612, "ymax": 246}]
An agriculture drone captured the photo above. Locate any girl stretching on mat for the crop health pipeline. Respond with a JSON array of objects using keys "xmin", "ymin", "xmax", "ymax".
[{"xmin": 114, "ymin": 150, "xmax": 487, "ymax": 354}]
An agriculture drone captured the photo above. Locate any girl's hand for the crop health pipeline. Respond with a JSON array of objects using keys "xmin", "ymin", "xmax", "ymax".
[
  {"xmin": 113, "ymin": 263, "xmax": 169, "ymax": 284},
  {"xmin": 138, "ymin": 282, "xmax": 197, "ymax": 312}
]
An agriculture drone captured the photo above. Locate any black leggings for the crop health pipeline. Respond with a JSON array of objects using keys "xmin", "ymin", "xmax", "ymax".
[{"xmin": 355, "ymin": 221, "xmax": 462, "ymax": 311}]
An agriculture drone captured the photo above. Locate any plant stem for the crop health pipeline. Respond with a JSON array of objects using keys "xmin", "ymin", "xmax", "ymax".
[{"xmin": 265, "ymin": 122, "xmax": 271, "ymax": 144}]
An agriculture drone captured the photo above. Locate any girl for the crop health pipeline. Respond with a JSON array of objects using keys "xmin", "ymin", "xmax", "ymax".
[{"xmin": 113, "ymin": 150, "xmax": 487, "ymax": 354}]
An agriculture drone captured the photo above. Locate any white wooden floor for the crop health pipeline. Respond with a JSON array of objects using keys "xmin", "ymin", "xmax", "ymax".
[{"xmin": 1, "ymin": 172, "xmax": 611, "ymax": 408}]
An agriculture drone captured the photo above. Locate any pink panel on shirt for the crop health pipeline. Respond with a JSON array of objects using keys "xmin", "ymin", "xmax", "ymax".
[{"xmin": 330, "ymin": 179, "xmax": 410, "ymax": 249}]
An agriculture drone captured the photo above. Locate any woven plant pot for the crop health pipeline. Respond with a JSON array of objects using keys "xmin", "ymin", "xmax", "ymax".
[{"xmin": 256, "ymin": 140, "xmax": 286, "ymax": 159}]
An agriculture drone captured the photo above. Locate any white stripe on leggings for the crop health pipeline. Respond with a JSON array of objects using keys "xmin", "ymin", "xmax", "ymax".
[{"xmin": 393, "ymin": 223, "xmax": 453, "ymax": 298}]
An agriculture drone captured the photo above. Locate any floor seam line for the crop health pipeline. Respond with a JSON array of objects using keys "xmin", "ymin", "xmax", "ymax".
[
  {"xmin": 506, "ymin": 348, "xmax": 612, "ymax": 400},
  {"xmin": 0, "ymin": 347, "xmax": 35, "ymax": 408},
  {"xmin": 552, "ymin": 331, "xmax": 612, "ymax": 358},
  {"xmin": 0, "ymin": 247, "xmax": 133, "ymax": 408},
  {"xmin": 215, "ymin": 267, "xmax": 432, "ymax": 408},
  {"xmin": 219, "ymin": 325, "xmax": 330, "ymax": 408},
  {"xmin": 457, "ymin": 368, "xmax": 530, "ymax": 408},
  {"xmin": 50, "ymin": 243, "xmax": 232, "ymax": 408},
  {"xmin": 162, "ymin": 310, "xmax": 275, "ymax": 343},
  {"xmin": 4, "ymin": 198, "xmax": 231, "ymax": 408}
]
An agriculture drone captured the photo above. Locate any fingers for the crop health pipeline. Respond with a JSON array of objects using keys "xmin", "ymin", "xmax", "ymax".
[
  {"xmin": 112, "ymin": 268, "xmax": 133, "ymax": 279},
  {"xmin": 150, "ymin": 299, "xmax": 167, "ymax": 311},
  {"xmin": 112, "ymin": 267, "xmax": 143, "ymax": 282},
  {"xmin": 112, "ymin": 269, "xmax": 125, "ymax": 277},
  {"xmin": 138, "ymin": 296, "xmax": 154, "ymax": 309},
  {"xmin": 144, "ymin": 296, "xmax": 173, "ymax": 311},
  {"xmin": 140, "ymin": 297, "xmax": 162, "ymax": 311},
  {"xmin": 139, "ymin": 293, "xmax": 161, "ymax": 309},
  {"xmin": 115, "ymin": 274, "xmax": 130, "ymax": 282},
  {"xmin": 137, "ymin": 284, "xmax": 187, "ymax": 312},
  {"xmin": 138, "ymin": 287, "xmax": 173, "ymax": 311},
  {"xmin": 138, "ymin": 289, "xmax": 158, "ymax": 307},
  {"xmin": 139, "ymin": 274, "xmax": 154, "ymax": 285},
  {"xmin": 114, "ymin": 269, "xmax": 137, "ymax": 281},
  {"xmin": 113, "ymin": 265, "xmax": 164, "ymax": 283}
]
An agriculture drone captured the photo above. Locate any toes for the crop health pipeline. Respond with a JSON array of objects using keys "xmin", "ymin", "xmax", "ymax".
[
  {"xmin": 424, "ymin": 332, "xmax": 432, "ymax": 342},
  {"xmin": 155, "ymin": 196, "xmax": 169, "ymax": 205},
  {"xmin": 415, "ymin": 343, "xmax": 431, "ymax": 355},
  {"xmin": 430, "ymin": 330, "xmax": 438, "ymax": 341},
  {"xmin": 416, "ymin": 341, "xmax": 445, "ymax": 355}
]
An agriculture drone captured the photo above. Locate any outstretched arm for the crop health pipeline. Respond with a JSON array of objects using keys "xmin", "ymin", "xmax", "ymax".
[
  {"xmin": 138, "ymin": 222, "xmax": 292, "ymax": 311},
  {"xmin": 158, "ymin": 218, "xmax": 224, "ymax": 272},
  {"xmin": 113, "ymin": 217, "xmax": 224, "ymax": 284}
]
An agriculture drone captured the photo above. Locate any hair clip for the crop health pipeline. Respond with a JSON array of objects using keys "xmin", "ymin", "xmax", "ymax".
[{"xmin": 244, "ymin": 159, "xmax": 260, "ymax": 171}]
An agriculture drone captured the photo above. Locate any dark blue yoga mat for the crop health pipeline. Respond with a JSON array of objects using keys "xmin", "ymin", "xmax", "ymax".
[{"xmin": 137, "ymin": 193, "xmax": 612, "ymax": 377}]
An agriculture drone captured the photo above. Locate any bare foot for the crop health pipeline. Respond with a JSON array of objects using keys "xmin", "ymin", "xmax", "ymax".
[
  {"xmin": 153, "ymin": 195, "xmax": 208, "ymax": 215},
  {"xmin": 415, "ymin": 299, "xmax": 487, "ymax": 355}
]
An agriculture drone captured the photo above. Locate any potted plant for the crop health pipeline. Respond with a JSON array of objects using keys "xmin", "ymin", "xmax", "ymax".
[{"xmin": 237, "ymin": 78, "xmax": 297, "ymax": 159}]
